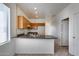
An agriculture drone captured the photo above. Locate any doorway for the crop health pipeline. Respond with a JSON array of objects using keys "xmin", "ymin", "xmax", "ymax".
[
  {"xmin": 54, "ymin": 18, "xmax": 69, "ymax": 55},
  {"xmin": 61, "ymin": 18, "xmax": 69, "ymax": 47},
  {"xmin": 55, "ymin": 18, "xmax": 69, "ymax": 56}
]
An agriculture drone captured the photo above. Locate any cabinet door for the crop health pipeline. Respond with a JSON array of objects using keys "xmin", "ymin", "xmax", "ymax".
[
  {"xmin": 23, "ymin": 17, "xmax": 31, "ymax": 28},
  {"xmin": 23, "ymin": 17, "xmax": 28, "ymax": 28},
  {"xmin": 17, "ymin": 16, "xmax": 31, "ymax": 29},
  {"xmin": 19, "ymin": 16, "xmax": 24, "ymax": 28},
  {"xmin": 17, "ymin": 16, "xmax": 24, "ymax": 29}
]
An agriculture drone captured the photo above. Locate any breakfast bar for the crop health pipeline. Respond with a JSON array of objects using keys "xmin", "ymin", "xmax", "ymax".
[{"xmin": 14, "ymin": 35, "xmax": 57, "ymax": 55}]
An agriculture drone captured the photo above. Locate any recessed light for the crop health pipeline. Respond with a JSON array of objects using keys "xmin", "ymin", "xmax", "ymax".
[{"xmin": 34, "ymin": 7, "xmax": 37, "ymax": 10}]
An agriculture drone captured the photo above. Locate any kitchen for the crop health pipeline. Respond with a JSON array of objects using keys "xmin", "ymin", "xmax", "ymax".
[
  {"xmin": 1, "ymin": 3, "xmax": 79, "ymax": 56},
  {"xmin": 15, "ymin": 4, "xmax": 57, "ymax": 55},
  {"xmin": 0, "ymin": 3, "xmax": 70, "ymax": 56}
]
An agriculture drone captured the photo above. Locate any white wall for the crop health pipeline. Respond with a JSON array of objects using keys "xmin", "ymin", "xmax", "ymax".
[
  {"xmin": 7, "ymin": 4, "xmax": 17, "ymax": 37},
  {"xmin": 0, "ymin": 3, "xmax": 16, "ymax": 56},
  {"xmin": 45, "ymin": 15, "xmax": 58, "ymax": 37},
  {"xmin": 16, "ymin": 6, "xmax": 30, "ymax": 19}
]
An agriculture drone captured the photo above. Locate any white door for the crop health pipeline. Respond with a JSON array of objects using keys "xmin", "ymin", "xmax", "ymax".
[
  {"xmin": 73, "ymin": 12, "xmax": 79, "ymax": 55},
  {"xmin": 61, "ymin": 20, "xmax": 69, "ymax": 46}
]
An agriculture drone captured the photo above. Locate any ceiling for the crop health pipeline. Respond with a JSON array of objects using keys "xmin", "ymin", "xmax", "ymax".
[{"xmin": 17, "ymin": 3, "xmax": 70, "ymax": 19}]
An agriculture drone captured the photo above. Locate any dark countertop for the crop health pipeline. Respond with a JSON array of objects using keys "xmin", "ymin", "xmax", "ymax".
[{"xmin": 15, "ymin": 35, "xmax": 58, "ymax": 39}]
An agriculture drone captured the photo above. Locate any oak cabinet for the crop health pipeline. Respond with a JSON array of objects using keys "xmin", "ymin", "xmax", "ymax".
[
  {"xmin": 16, "ymin": 16, "xmax": 45, "ymax": 29},
  {"xmin": 17, "ymin": 16, "xmax": 31, "ymax": 29},
  {"xmin": 31, "ymin": 23, "xmax": 45, "ymax": 29}
]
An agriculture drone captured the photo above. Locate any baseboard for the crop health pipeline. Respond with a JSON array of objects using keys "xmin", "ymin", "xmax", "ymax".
[
  {"xmin": 68, "ymin": 53, "xmax": 74, "ymax": 56},
  {"xmin": 15, "ymin": 53, "xmax": 54, "ymax": 56}
]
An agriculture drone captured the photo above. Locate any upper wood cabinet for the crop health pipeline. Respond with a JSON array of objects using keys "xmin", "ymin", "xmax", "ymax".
[
  {"xmin": 17, "ymin": 16, "xmax": 31, "ymax": 29},
  {"xmin": 31, "ymin": 23, "xmax": 45, "ymax": 28},
  {"xmin": 16, "ymin": 16, "xmax": 45, "ymax": 29}
]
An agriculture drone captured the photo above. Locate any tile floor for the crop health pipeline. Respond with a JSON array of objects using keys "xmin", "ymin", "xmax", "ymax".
[{"xmin": 54, "ymin": 46, "xmax": 69, "ymax": 56}]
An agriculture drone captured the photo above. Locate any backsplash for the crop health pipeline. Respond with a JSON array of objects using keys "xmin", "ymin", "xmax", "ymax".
[{"xmin": 16, "ymin": 26, "xmax": 45, "ymax": 35}]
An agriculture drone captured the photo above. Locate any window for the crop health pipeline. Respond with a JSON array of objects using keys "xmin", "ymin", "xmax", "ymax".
[{"xmin": 0, "ymin": 4, "xmax": 10, "ymax": 46}]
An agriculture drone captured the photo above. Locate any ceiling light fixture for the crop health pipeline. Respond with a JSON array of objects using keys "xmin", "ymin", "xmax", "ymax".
[{"xmin": 34, "ymin": 7, "xmax": 37, "ymax": 10}]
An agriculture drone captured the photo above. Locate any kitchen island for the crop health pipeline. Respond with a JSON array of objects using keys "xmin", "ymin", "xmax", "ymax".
[{"xmin": 14, "ymin": 35, "xmax": 57, "ymax": 55}]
